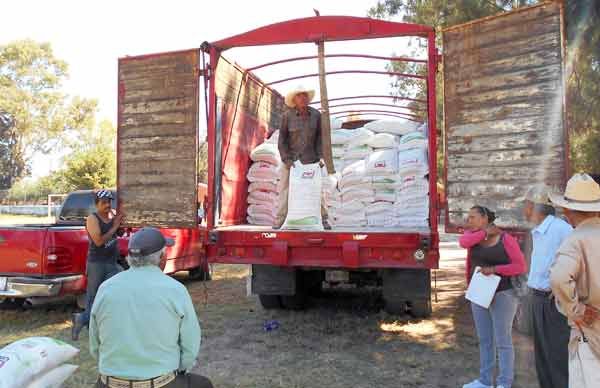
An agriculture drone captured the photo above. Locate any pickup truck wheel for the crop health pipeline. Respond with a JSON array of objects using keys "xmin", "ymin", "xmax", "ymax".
[
  {"xmin": 0, "ymin": 298, "xmax": 25, "ymax": 310},
  {"xmin": 409, "ymin": 299, "xmax": 432, "ymax": 318},
  {"xmin": 189, "ymin": 266, "xmax": 211, "ymax": 281},
  {"xmin": 259, "ymin": 295, "xmax": 282, "ymax": 309}
]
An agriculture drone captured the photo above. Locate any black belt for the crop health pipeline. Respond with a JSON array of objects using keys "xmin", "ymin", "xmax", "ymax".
[{"xmin": 530, "ymin": 288, "xmax": 552, "ymax": 298}]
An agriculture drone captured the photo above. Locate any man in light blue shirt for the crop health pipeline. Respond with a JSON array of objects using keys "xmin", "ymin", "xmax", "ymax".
[
  {"xmin": 90, "ymin": 227, "xmax": 213, "ymax": 388},
  {"xmin": 521, "ymin": 185, "xmax": 572, "ymax": 388}
]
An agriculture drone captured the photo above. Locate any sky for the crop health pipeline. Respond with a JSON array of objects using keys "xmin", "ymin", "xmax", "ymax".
[{"xmin": 2, "ymin": 0, "xmax": 424, "ymax": 178}]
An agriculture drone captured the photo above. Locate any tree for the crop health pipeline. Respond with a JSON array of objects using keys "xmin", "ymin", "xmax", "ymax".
[
  {"xmin": 56, "ymin": 145, "xmax": 116, "ymax": 191},
  {"xmin": 0, "ymin": 40, "xmax": 99, "ymax": 189},
  {"xmin": 0, "ymin": 111, "xmax": 20, "ymax": 198},
  {"xmin": 368, "ymin": 0, "xmax": 600, "ymax": 175},
  {"xmin": 198, "ymin": 142, "xmax": 208, "ymax": 183}
]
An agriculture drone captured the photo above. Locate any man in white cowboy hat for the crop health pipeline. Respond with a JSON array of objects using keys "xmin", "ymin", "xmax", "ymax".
[
  {"xmin": 549, "ymin": 173, "xmax": 600, "ymax": 387},
  {"xmin": 275, "ymin": 85, "xmax": 331, "ymax": 229},
  {"xmin": 519, "ymin": 184, "xmax": 572, "ymax": 388}
]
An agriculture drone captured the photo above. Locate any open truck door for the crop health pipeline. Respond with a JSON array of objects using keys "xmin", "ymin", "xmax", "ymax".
[
  {"xmin": 443, "ymin": 1, "xmax": 568, "ymax": 232},
  {"xmin": 117, "ymin": 49, "xmax": 200, "ymax": 228}
]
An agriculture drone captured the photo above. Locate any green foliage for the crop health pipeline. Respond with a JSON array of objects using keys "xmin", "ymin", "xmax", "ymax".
[
  {"xmin": 0, "ymin": 39, "xmax": 99, "ymax": 189},
  {"xmin": 57, "ymin": 145, "xmax": 116, "ymax": 191},
  {"xmin": 198, "ymin": 142, "xmax": 208, "ymax": 183}
]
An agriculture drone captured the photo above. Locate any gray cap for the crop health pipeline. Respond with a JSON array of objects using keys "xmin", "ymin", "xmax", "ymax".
[
  {"xmin": 516, "ymin": 184, "xmax": 552, "ymax": 205},
  {"xmin": 128, "ymin": 227, "xmax": 174, "ymax": 257}
]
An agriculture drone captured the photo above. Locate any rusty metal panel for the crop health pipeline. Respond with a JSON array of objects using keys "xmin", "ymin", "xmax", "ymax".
[
  {"xmin": 443, "ymin": 2, "xmax": 567, "ymax": 230},
  {"xmin": 118, "ymin": 50, "xmax": 199, "ymax": 228},
  {"xmin": 214, "ymin": 56, "xmax": 284, "ymax": 130}
]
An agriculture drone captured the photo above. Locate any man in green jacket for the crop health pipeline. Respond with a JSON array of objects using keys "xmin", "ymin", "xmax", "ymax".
[{"xmin": 90, "ymin": 227, "xmax": 213, "ymax": 388}]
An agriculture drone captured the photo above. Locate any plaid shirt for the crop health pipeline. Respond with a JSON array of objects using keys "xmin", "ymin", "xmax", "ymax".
[{"xmin": 278, "ymin": 106, "xmax": 322, "ymax": 164}]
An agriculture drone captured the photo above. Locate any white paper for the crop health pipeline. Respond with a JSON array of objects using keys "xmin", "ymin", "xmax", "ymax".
[{"xmin": 466, "ymin": 267, "xmax": 501, "ymax": 308}]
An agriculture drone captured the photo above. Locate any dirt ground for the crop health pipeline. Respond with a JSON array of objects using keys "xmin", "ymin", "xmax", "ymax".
[{"xmin": 0, "ymin": 234, "xmax": 538, "ymax": 388}]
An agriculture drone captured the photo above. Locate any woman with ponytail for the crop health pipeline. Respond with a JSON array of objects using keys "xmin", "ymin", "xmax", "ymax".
[{"xmin": 460, "ymin": 206, "xmax": 527, "ymax": 388}]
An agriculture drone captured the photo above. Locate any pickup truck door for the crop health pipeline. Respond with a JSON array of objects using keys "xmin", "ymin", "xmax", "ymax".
[
  {"xmin": 443, "ymin": 1, "xmax": 568, "ymax": 231},
  {"xmin": 117, "ymin": 50, "xmax": 200, "ymax": 228}
]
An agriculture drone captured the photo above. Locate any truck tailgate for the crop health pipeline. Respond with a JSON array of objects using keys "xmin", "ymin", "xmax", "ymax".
[
  {"xmin": 208, "ymin": 227, "xmax": 439, "ymax": 269},
  {"xmin": 0, "ymin": 226, "xmax": 48, "ymax": 275}
]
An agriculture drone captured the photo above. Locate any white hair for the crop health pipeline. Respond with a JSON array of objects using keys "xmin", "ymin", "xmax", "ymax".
[{"xmin": 126, "ymin": 248, "xmax": 165, "ymax": 267}]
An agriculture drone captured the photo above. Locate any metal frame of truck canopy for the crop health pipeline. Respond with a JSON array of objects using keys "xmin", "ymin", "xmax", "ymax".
[{"xmin": 201, "ymin": 16, "xmax": 440, "ymax": 269}]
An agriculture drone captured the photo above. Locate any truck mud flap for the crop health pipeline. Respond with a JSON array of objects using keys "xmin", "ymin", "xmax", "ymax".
[{"xmin": 251, "ymin": 264, "xmax": 296, "ymax": 296}]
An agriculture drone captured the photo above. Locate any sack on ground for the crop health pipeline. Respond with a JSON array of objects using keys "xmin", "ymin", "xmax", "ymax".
[
  {"xmin": 364, "ymin": 119, "xmax": 421, "ymax": 135},
  {"xmin": 282, "ymin": 162, "xmax": 324, "ymax": 230},
  {"xmin": 25, "ymin": 364, "xmax": 78, "ymax": 388},
  {"xmin": 0, "ymin": 337, "xmax": 79, "ymax": 388}
]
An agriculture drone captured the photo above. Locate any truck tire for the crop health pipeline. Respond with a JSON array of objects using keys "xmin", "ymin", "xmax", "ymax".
[
  {"xmin": 409, "ymin": 299, "xmax": 432, "ymax": 318},
  {"xmin": 189, "ymin": 266, "xmax": 211, "ymax": 281},
  {"xmin": 259, "ymin": 295, "xmax": 282, "ymax": 309},
  {"xmin": 280, "ymin": 292, "xmax": 307, "ymax": 310},
  {"xmin": 0, "ymin": 298, "xmax": 25, "ymax": 310},
  {"xmin": 383, "ymin": 268, "xmax": 432, "ymax": 318}
]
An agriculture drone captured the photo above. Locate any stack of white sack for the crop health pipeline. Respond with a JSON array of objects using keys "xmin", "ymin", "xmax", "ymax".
[
  {"xmin": 322, "ymin": 172, "xmax": 342, "ymax": 226},
  {"xmin": 0, "ymin": 337, "xmax": 79, "ymax": 388},
  {"xmin": 364, "ymin": 118, "xmax": 421, "ymax": 136},
  {"xmin": 247, "ymin": 132, "xmax": 281, "ymax": 226},
  {"xmin": 363, "ymin": 148, "xmax": 400, "ymax": 227},
  {"xmin": 394, "ymin": 128, "xmax": 430, "ymax": 228},
  {"xmin": 331, "ymin": 127, "xmax": 375, "ymax": 170},
  {"xmin": 336, "ymin": 160, "xmax": 371, "ymax": 226}
]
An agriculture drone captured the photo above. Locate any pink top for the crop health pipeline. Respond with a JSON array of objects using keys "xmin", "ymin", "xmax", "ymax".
[{"xmin": 459, "ymin": 230, "xmax": 527, "ymax": 283}]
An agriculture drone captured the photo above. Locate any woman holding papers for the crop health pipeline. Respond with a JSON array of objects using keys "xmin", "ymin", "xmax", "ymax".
[{"xmin": 459, "ymin": 206, "xmax": 527, "ymax": 388}]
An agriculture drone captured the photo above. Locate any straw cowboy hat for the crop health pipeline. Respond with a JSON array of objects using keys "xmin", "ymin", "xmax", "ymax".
[
  {"xmin": 516, "ymin": 184, "xmax": 552, "ymax": 205},
  {"xmin": 549, "ymin": 173, "xmax": 600, "ymax": 212},
  {"xmin": 285, "ymin": 85, "xmax": 315, "ymax": 108}
]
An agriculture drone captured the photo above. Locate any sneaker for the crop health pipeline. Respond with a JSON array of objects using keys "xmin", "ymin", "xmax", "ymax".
[{"xmin": 462, "ymin": 380, "xmax": 492, "ymax": 388}]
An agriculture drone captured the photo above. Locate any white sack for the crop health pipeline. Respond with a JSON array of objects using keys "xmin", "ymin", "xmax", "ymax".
[
  {"xmin": 248, "ymin": 182, "xmax": 278, "ymax": 193},
  {"xmin": 396, "ymin": 175, "xmax": 429, "ymax": 193},
  {"xmin": 366, "ymin": 133, "xmax": 399, "ymax": 149},
  {"xmin": 250, "ymin": 142, "xmax": 281, "ymax": 165},
  {"xmin": 342, "ymin": 159, "xmax": 366, "ymax": 177},
  {"xmin": 0, "ymin": 337, "xmax": 79, "ymax": 388},
  {"xmin": 374, "ymin": 189, "xmax": 397, "ymax": 202},
  {"xmin": 247, "ymin": 204, "xmax": 276, "ymax": 218},
  {"xmin": 344, "ymin": 145, "xmax": 372, "ymax": 160},
  {"xmin": 332, "ymin": 145, "xmax": 345, "ymax": 158},
  {"xmin": 247, "ymin": 215, "xmax": 275, "ymax": 226},
  {"xmin": 265, "ymin": 130, "xmax": 280, "ymax": 144},
  {"xmin": 366, "ymin": 201, "xmax": 394, "ymax": 216},
  {"xmin": 342, "ymin": 188, "xmax": 375, "ymax": 203},
  {"xmin": 346, "ymin": 128, "xmax": 375, "ymax": 148},
  {"xmin": 365, "ymin": 119, "xmax": 421, "ymax": 135},
  {"xmin": 341, "ymin": 182, "xmax": 372, "ymax": 195},
  {"xmin": 25, "ymin": 364, "xmax": 78, "ymax": 388},
  {"xmin": 397, "ymin": 147, "xmax": 429, "ymax": 176},
  {"xmin": 247, "ymin": 162, "xmax": 280, "ymax": 182},
  {"xmin": 331, "ymin": 129, "xmax": 355, "ymax": 145},
  {"xmin": 398, "ymin": 131, "xmax": 427, "ymax": 151},
  {"xmin": 330, "ymin": 117, "xmax": 343, "ymax": 130},
  {"xmin": 248, "ymin": 191, "xmax": 278, "ymax": 206},
  {"xmin": 282, "ymin": 162, "xmax": 324, "ymax": 230},
  {"xmin": 367, "ymin": 214, "xmax": 398, "ymax": 227},
  {"xmin": 365, "ymin": 149, "xmax": 398, "ymax": 176}
]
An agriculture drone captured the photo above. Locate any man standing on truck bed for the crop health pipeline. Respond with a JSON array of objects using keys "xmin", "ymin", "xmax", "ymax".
[
  {"xmin": 275, "ymin": 85, "xmax": 331, "ymax": 230},
  {"xmin": 72, "ymin": 189, "xmax": 124, "ymax": 341}
]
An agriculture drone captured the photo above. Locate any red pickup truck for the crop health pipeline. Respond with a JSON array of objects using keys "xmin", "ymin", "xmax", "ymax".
[{"xmin": 0, "ymin": 190, "xmax": 209, "ymax": 309}]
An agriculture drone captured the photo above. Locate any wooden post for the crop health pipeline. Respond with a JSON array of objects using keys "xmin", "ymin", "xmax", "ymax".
[{"xmin": 317, "ymin": 40, "xmax": 335, "ymax": 174}]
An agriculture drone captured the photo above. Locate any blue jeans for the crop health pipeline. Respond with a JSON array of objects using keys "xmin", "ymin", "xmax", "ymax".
[
  {"xmin": 471, "ymin": 289, "xmax": 518, "ymax": 388},
  {"xmin": 80, "ymin": 261, "xmax": 121, "ymax": 325}
]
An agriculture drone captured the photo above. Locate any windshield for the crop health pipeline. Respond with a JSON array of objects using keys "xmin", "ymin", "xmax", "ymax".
[{"xmin": 58, "ymin": 192, "xmax": 117, "ymax": 222}]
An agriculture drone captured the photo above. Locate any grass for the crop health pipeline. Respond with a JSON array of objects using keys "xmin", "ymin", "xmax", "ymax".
[
  {"xmin": 0, "ymin": 245, "xmax": 538, "ymax": 388},
  {"xmin": 0, "ymin": 214, "xmax": 55, "ymax": 225}
]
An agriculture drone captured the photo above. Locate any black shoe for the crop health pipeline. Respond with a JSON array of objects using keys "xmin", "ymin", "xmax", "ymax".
[
  {"xmin": 323, "ymin": 220, "xmax": 332, "ymax": 230},
  {"xmin": 71, "ymin": 313, "xmax": 83, "ymax": 341}
]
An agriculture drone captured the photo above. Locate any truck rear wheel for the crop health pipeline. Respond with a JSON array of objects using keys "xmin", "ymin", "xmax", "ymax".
[
  {"xmin": 259, "ymin": 295, "xmax": 282, "ymax": 309},
  {"xmin": 383, "ymin": 268, "xmax": 432, "ymax": 318},
  {"xmin": 0, "ymin": 298, "xmax": 25, "ymax": 310}
]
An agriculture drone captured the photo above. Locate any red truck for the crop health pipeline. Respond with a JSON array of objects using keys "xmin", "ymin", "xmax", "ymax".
[
  {"xmin": 116, "ymin": 2, "xmax": 568, "ymax": 317},
  {"xmin": 0, "ymin": 190, "xmax": 209, "ymax": 309}
]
